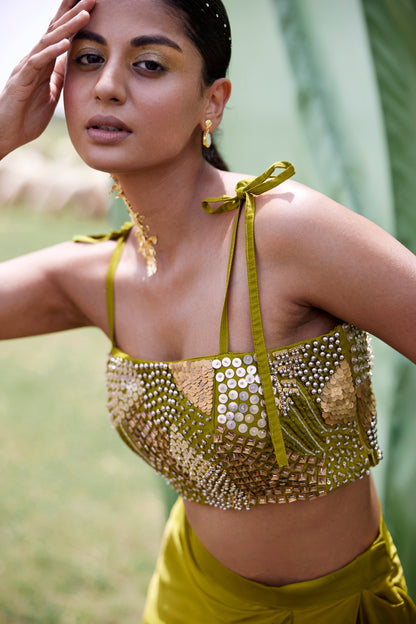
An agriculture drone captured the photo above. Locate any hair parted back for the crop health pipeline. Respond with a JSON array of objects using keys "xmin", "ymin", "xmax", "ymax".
[{"xmin": 160, "ymin": 0, "xmax": 232, "ymax": 171}]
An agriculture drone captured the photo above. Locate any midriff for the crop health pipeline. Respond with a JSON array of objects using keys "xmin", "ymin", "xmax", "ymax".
[{"xmin": 184, "ymin": 474, "xmax": 380, "ymax": 586}]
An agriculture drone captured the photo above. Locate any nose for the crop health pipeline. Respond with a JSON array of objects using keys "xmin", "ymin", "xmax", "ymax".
[{"xmin": 94, "ymin": 61, "xmax": 127, "ymax": 104}]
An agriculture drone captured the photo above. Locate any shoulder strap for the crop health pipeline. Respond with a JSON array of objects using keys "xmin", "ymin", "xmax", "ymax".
[
  {"xmin": 202, "ymin": 162, "xmax": 295, "ymax": 467},
  {"xmin": 74, "ymin": 222, "xmax": 133, "ymax": 344},
  {"xmin": 219, "ymin": 206, "xmax": 243, "ymax": 353}
]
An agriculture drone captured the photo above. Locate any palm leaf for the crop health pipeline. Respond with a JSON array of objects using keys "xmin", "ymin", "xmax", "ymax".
[
  {"xmin": 362, "ymin": 0, "xmax": 416, "ymax": 599},
  {"xmin": 273, "ymin": 0, "xmax": 362, "ymax": 213}
]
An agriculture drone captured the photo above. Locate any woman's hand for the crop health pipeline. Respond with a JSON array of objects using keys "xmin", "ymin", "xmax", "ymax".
[{"xmin": 0, "ymin": 0, "xmax": 95, "ymax": 160}]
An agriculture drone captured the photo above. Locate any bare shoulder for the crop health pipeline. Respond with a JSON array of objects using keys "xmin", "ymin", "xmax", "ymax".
[
  {"xmin": 29, "ymin": 234, "xmax": 119, "ymax": 296},
  {"xmin": 49, "ymin": 236, "xmax": 119, "ymax": 332},
  {"xmin": 252, "ymin": 179, "xmax": 416, "ymax": 362},
  {"xmin": 253, "ymin": 179, "xmax": 360, "ymax": 257},
  {"xmin": 0, "ymin": 233, "xmax": 119, "ymax": 340},
  {"xmin": 50, "ymin": 235, "xmax": 118, "ymax": 278},
  {"xmin": 252, "ymin": 177, "xmax": 411, "ymax": 271}
]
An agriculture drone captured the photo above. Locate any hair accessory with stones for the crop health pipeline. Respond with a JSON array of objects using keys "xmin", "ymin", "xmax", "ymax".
[{"xmin": 203, "ymin": 0, "xmax": 232, "ymax": 43}]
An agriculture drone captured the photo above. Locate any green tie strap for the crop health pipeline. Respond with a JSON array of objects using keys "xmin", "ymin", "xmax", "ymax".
[
  {"xmin": 202, "ymin": 161, "xmax": 295, "ymax": 215},
  {"xmin": 202, "ymin": 161, "xmax": 296, "ymax": 467},
  {"xmin": 74, "ymin": 222, "xmax": 133, "ymax": 344}
]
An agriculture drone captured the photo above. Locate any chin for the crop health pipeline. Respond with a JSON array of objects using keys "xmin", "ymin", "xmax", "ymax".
[
  {"xmin": 66, "ymin": 134, "xmax": 130, "ymax": 173},
  {"xmin": 73, "ymin": 148, "xmax": 133, "ymax": 175},
  {"xmin": 71, "ymin": 139, "xmax": 194, "ymax": 176}
]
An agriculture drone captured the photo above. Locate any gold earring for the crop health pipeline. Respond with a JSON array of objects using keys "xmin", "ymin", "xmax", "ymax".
[
  {"xmin": 202, "ymin": 120, "xmax": 213, "ymax": 148},
  {"xmin": 110, "ymin": 175, "xmax": 158, "ymax": 277}
]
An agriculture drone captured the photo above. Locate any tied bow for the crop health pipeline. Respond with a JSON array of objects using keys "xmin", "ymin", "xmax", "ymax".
[{"xmin": 202, "ymin": 161, "xmax": 295, "ymax": 215}]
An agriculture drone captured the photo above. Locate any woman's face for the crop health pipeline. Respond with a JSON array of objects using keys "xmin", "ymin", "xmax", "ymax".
[{"xmin": 64, "ymin": 0, "xmax": 208, "ymax": 174}]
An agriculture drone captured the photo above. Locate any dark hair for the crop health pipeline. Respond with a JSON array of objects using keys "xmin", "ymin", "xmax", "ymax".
[{"xmin": 160, "ymin": 0, "xmax": 232, "ymax": 171}]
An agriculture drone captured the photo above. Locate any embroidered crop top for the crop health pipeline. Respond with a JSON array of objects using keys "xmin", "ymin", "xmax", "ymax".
[{"xmin": 75, "ymin": 162, "xmax": 382, "ymax": 510}]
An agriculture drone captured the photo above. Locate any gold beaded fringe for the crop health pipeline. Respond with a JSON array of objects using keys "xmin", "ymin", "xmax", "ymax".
[{"xmin": 110, "ymin": 177, "xmax": 158, "ymax": 277}]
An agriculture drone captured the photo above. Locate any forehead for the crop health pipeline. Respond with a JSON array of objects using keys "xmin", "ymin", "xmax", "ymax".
[{"xmin": 87, "ymin": 0, "xmax": 187, "ymax": 40}]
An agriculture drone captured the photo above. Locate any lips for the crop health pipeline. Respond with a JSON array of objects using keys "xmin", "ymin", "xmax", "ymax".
[
  {"xmin": 85, "ymin": 115, "xmax": 132, "ymax": 145},
  {"xmin": 86, "ymin": 115, "xmax": 132, "ymax": 133}
]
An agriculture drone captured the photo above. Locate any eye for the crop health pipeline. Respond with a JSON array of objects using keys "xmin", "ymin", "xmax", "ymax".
[
  {"xmin": 133, "ymin": 60, "xmax": 166, "ymax": 74},
  {"xmin": 74, "ymin": 53, "xmax": 104, "ymax": 67}
]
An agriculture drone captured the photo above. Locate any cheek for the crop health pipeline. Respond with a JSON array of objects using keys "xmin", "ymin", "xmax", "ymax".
[
  {"xmin": 63, "ymin": 83, "xmax": 85, "ymax": 153},
  {"xmin": 137, "ymin": 81, "xmax": 204, "ymax": 127},
  {"xmin": 63, "ymin": 75, "xmax": 86, "ymax": 136}
]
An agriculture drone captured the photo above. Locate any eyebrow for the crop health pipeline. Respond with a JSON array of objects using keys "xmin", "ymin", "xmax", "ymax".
[{"xmin": 73, "ymin": 30, "xmax": 183, "ymax": 53}]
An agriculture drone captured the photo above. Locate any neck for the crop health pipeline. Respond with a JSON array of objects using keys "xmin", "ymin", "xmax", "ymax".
[{"xmin": 113, "ymin": 152, "xmax": 227, "ymax": 264}]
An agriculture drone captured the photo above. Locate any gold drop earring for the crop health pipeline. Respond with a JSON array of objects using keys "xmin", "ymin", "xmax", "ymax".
[{"xmin": 202, "ymin": 120, "xmax": 213, "ymax": 148}]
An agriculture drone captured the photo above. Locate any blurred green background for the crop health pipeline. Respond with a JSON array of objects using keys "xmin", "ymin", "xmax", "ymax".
[{"xmin": 1, "ymin": 1, "xmax": 415, "ymax": 621}]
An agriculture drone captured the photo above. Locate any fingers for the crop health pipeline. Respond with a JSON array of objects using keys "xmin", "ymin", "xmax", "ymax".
[
  {"xmin": 16, "ymin": 0, "xmax": 95, "ymax": 88},
  {"xmin": 0, "ymin": 1, "xmax": 96, "ymax": 157},
  {"xmin": 50, "ymin": 55, "xmax": 68, "ymax": 106},
  {"xmin": 50, "ymin": 0, "xmax": 95, "ymax": 28},
  {"xmin": 18, "ymin": 40, "xmax": 71, "ymax": 89},
  {"xmin": 9, "ymin": 0, "xmax": 95, "ymax": 84},
  {"xmin": 31, "ymin": 0, "xmax": 95, "ymax": 58}
]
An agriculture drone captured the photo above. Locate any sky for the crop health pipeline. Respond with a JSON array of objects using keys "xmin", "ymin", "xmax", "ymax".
[{"xmin": 1, "ymin": 0, "xmax": 67, "ymax": 111}]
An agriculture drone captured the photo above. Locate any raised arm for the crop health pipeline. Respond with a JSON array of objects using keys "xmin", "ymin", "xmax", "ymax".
[
  {"xmin": 263, "ymin": 182, "xmax": 416, "ymax": 364},
  {"xmin": 0, "ymin": 0, "xmax": 111, "ymax": 341},
  {"xmin": 0, "ymin": 0, "xmax": 95, "ymax": 159}
]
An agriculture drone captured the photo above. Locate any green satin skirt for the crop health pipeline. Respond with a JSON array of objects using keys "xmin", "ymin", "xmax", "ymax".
[{"xmin": 143, "ymin": 498, "xmax": 415, "ymax": 623}]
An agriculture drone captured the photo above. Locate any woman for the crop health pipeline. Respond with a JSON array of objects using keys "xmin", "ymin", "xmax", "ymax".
[{"xmin": 1, "ymin": 0, "xmax": 415, "ymax": 621}]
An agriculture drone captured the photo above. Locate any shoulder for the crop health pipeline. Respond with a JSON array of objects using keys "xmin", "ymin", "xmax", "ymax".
[
  {"xmin": 42, "ymin": 232, "xmax": 124, "ymax": 335},
  {"xmin": 41, "ymin": 230, "xmax": 124, "ymax": 311},
  {"xmin": 253, "ymin": 179, "xmax": 345, "ymax": 259},
  {"xmin": 218, "ymin": 165, "xmax": 359, "ymax": 261},
  {"xmin": 54, "ymin": 222, "xmax": 133, "ymax": 274},
  {"xmin": 251, "ymin": 177, "xmax": 389, "ymax": 267},
  {"xmin": 48, "ymin": 234, "xmax": 119, "ymax": 278},
  {"xmin": 0, "ymin": 230, "xmax": 124, "ymax": 338}
]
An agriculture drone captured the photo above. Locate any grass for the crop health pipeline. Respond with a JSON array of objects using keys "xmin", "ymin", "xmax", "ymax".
[{"xmin": 0, "ymin": 206, "xmax": 166, "ymax": 623}]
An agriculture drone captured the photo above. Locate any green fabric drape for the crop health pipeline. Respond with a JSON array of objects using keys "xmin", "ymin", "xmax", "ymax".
[{"xmin": 362, "ymin": 0, "xmax": 416, "ymax": 598}]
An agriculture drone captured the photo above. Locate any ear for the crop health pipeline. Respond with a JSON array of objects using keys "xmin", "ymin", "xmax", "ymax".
[{"xmin": 200, "ymin": 78, "xmax": 232, "ymax": 132}]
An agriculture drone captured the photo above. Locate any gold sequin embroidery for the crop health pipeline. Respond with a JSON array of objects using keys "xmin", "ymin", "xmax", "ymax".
[
  {"xmin": 106, "ymin": 324, "xmax": 382, "ymax": 510},
  {"xmin": 356, "ymin": 378, "xmax": 376, "ymax": 429},
  {"xmin": 170, "ymin": 359, "xmax": 214, "ymax": 415},
  {"xmin": 213, "ymin": 424, "xmax": 327, "ymax": 505},
  {"xmin": 170, "ymin": 429, "xmax": 218, "ymax": 492},
  {"xmin": 320, "ymin": 360, "xmax": 357, "ymax": 425}
]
